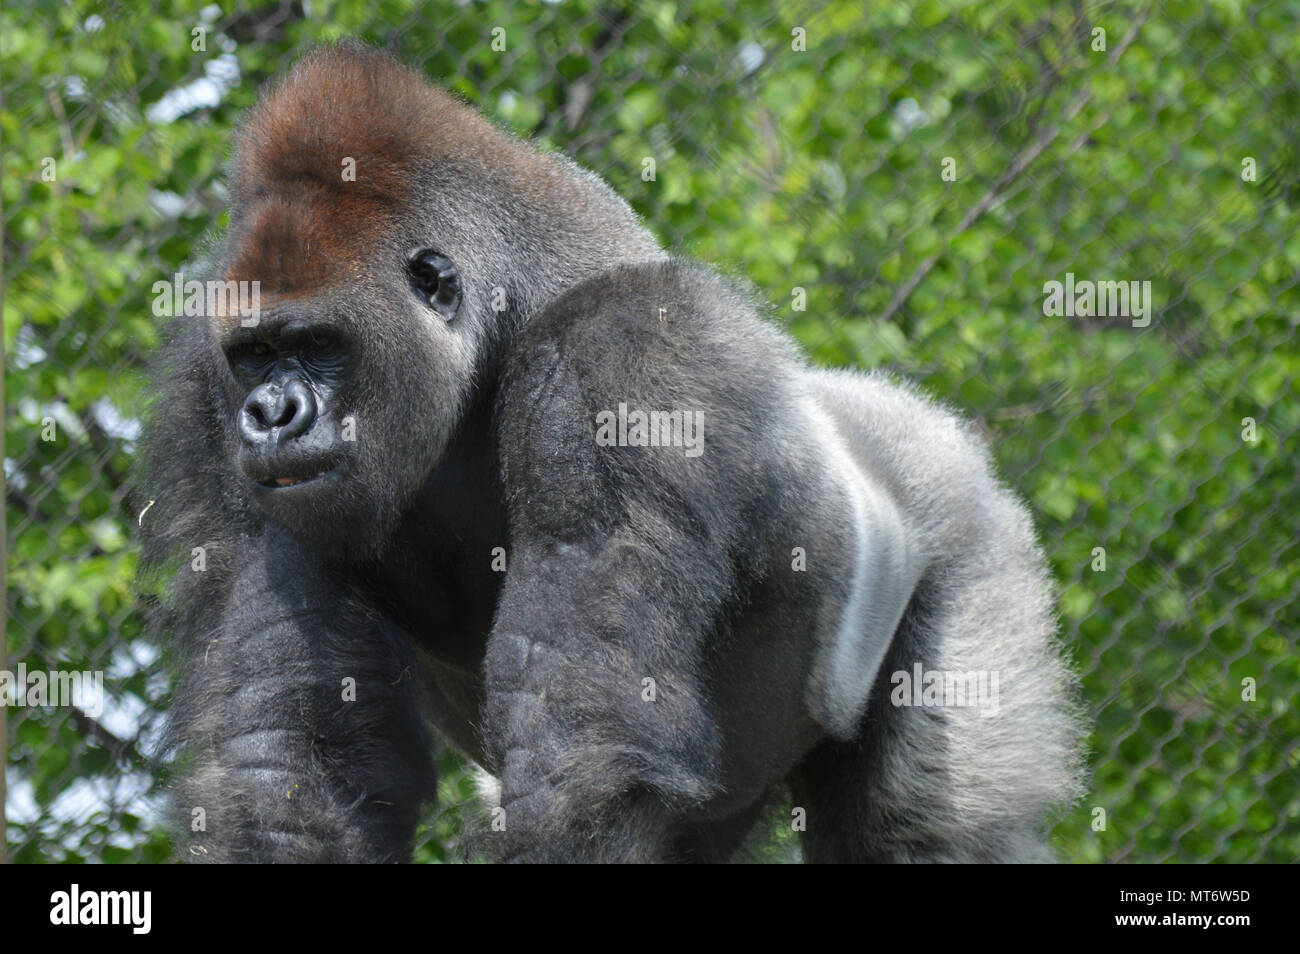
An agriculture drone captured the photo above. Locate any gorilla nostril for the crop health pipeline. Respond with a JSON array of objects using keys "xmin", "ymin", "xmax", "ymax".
[
  {"xmin": 268, "ymin": 400, "xmax": 295, "ymax": 428},
  {"xmin": 278, "ymin": 379, "xmax": 318, "ymax": 441},
  {"xmin": 242, "ymin": 384, "xmax": 285, "ymax": 431}
]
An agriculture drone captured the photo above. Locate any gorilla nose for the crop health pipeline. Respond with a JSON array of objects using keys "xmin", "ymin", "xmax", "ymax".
[{"xmin": 238, "ymin": 379, "xmax": 318, "ymax": 447}]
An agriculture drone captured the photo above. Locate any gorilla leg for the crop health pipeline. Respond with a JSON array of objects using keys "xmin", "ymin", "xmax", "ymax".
[
  {"xmin": 167, "ymin": 528, "xmax": 436, "ymax": 862},
  {"xmin": 794, "ymin": 570, "xmax": 1082, "ymax": 863},
  {"xmin": 783, "ymin": 369, "xmax": 1083, "ymax": 862}
]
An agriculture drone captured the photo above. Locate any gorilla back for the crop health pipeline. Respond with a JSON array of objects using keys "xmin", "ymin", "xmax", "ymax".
[{"xmin": 139, "ymin": 42, "xmax": 1084, "ymax": 863}]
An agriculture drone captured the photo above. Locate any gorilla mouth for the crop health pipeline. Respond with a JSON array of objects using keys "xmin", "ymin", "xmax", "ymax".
[{"xmin": 257, "ymin": 467, "xmax": 336, "ymax": 490}]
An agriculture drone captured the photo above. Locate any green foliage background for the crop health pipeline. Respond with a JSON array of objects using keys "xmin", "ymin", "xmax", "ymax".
[{"xmin": 3, "ymin": 0, "xmax": 1297, "ymax": 863}]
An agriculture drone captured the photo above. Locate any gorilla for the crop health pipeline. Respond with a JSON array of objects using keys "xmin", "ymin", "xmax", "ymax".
[{"xmin": 139, "ymin": 41, "xmax": 1084, "ymax": 863}]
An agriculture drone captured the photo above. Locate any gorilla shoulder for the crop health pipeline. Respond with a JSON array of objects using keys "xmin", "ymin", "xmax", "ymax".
[
  {"xmin": 506, "ymin": 257, "xmax": 800, "ymax": 402},
  {"xmin": 495, "ymin": 256, "xmax": 812, "ymax": 559}
]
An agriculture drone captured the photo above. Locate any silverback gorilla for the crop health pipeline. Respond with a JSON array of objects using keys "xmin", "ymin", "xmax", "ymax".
[{"xmin": 139, "ymin": 41, "xmax": 1084, "ymax": 863}]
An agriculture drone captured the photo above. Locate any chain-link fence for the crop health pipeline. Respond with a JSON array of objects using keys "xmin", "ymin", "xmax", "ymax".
[{"xmin": 4, "ymin": 0, "xmax": 1297, "ymax": 863}]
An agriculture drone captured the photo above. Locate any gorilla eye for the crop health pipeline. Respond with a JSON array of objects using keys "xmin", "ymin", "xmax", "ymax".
[
  {"xmin": 227, "ymin": 341, "xmax": 276, "ymax": 384},
  {"xmin": 407, "ymin": 248, "xmax": 462, "ymax": 321}
]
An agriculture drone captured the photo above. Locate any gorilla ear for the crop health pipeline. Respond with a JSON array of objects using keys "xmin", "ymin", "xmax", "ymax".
[{"xmin": 406, "ymin": 248, "xmax": 462, "ymax": 321}]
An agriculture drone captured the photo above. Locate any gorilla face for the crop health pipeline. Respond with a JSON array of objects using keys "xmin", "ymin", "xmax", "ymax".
[
  {"xmin": 225, "ymin": 318, "xmax": 353, "ymax": 496},
  {"xmin": 219, "ymin": 244, "xmax": 479, "ymax": 561}
]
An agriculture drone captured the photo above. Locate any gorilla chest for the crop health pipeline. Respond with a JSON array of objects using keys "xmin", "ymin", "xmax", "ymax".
[{"xmin": 372, "ymin": 545, "xmax": 501, "ymax": 669}]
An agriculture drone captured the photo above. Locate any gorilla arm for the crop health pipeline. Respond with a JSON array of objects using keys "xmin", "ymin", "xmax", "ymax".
[
  {"xmin": 164, "ymin": 526, "xmax": 436, "ymax": 863},
  {"xmin": 484, "ymin": 534, "xmax": 727, "ymax": 862},
  {"xmin": 483, "ymin": 260, "xmax": 841, "ymax": 862}
]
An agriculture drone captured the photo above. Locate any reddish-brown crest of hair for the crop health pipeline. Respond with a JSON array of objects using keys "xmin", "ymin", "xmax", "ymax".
[{"xmin": 221, "ymin": 42, "xmax": 516, "ymax": 314}]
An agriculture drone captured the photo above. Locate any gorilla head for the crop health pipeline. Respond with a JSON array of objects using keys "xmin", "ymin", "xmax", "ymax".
[{"xmin": 212, "ymin": 43, "xmax": 661, "ymax": 558}]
